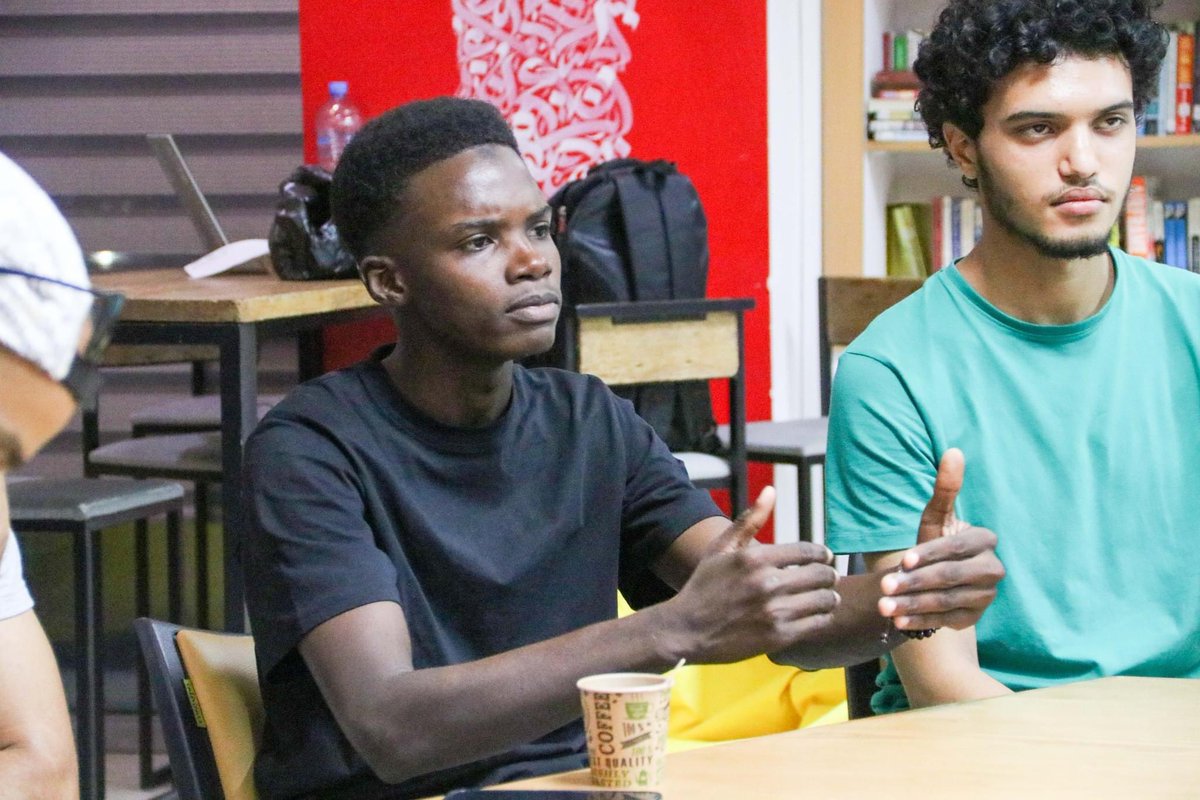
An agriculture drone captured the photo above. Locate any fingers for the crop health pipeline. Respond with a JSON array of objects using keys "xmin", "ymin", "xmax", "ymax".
[
  {"xmin": 728, "ymin": 540, "xmax": 835, "ymax": 574},
  {"xmin": 877, "ymin": 530, "xmax": 1005, "ymax": 632},
  {"xmin": 915, "ymin": 447, "xmax": 965, "ymax": 547},
  {"xmin": 878, "ymin": 586, "xmax": 998, "ymax": 626},
  {"xmin": 707, "ymin": 485, "xmax": 777, "ymax": 555},
  {"xmin": 899, "ymin": 523, "xmax": 998, "ymax": 573}
]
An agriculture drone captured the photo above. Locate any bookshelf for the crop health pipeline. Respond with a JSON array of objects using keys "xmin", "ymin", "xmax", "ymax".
[{"xmin": 822, "ymin": 0, "xmax": 1200, "ymax": 278}]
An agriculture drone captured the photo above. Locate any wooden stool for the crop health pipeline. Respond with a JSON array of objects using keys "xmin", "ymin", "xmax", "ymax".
[{"xmin": 8, "ymin": 477, "xmax": 186, "ymax": 800}]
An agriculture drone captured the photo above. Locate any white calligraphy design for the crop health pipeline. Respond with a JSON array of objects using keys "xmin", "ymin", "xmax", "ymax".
[{"xmin": 452, "ymin": 0, "xmax": 640, "ymax": 193}]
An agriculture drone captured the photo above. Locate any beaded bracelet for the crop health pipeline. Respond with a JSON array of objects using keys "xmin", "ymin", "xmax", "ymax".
[
  {"xmin": 901, "ymin": 627, "xmax": 938, "ymax": 640},
  {"xmin": 881, "ymin": 564, "xmax": 939, "ymax": 642}
]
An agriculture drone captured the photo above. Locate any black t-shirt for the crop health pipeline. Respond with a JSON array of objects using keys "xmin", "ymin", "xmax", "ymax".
[{"xmin": 243, "ymin": 349, "xmax": 720, "ymax": 800}]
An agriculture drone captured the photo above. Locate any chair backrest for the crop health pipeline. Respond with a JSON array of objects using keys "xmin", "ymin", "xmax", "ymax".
[
  {"xmin": 817, "ymin": 276, "xmax": 923, "ymax": 414},
  {"xmin": 816, "ymin": 278, "xmax": 922, "ymax": 720},
  {"xmin": 565, "ymin": 297, "xmax": 753, "ymax": 512},
  {"xmin": 135, "ymin": 618, "xmax": 263, "ymax": 800}
]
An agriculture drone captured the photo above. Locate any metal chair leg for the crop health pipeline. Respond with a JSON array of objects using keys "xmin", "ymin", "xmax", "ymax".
[
  {"xmin": 166, "ymin": 510, "xmax": 182, "ymax": 623},
  {"xmin": 74, "ymin": 530, "xmax": 105, "ymax": 800},
  {"xmin": 139, "ymin": 514, "xmax": 176, "ymax": 788},
  {"xmin": 195, "ymin": 482, "xmax": 210, "ymax": 630}
]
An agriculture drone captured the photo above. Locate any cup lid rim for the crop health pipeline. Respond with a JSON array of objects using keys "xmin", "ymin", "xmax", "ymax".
[{"xmin": 576, "ymin": 672, "xmax": 674, "ymax": 692}]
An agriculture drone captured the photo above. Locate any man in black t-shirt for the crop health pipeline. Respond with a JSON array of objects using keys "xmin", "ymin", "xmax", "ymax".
[{"xmin": 243, "ymin": 97, "xmax": 1006, "ymax": 800}]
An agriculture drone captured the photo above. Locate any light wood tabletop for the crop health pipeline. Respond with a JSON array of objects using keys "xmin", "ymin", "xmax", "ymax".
[
  {"xmin": 91, "ymin": 267, "xmax": 374, "ymax": 323},
  {"xmin": 89, "ymin": 266, "xmax": 382, "ymax": 631},
  {"xmin": 483, "ymin": 677, "xmax": 1199, "ymax": 799}
]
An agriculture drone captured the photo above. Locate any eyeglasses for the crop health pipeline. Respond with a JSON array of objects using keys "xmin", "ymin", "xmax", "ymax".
[{"xmin": 0, "ymin": 266, "xmax": 125, "ymax": 402}]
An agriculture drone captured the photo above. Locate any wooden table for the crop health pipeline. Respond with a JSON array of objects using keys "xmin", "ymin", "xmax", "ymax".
[
  {"xmin": 92, "ymin": 268, "xmax": 381, "ymax": 631},
  {"xmin": 489, "ymin": 677, "xmax": 1200, "ymax": 799}
]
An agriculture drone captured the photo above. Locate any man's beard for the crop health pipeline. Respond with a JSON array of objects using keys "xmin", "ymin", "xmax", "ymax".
[
  {"xmin": 0, "ymin": 427, "xmax": 25, "ymax": 472},
  {"xmin": 977, "ymin": 156, "xmax": 1114, "ymax": 260}
]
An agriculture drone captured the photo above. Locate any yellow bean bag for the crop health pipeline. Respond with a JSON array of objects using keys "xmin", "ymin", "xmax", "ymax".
[{"xmin": 615, "ymin": 595, "xmax": 848, "ymax": 751}]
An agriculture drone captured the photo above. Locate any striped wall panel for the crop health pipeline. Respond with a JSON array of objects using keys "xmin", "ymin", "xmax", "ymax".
[{"xmin": 0, "ymin": 2, "xmax": 301, "ymax": 265}]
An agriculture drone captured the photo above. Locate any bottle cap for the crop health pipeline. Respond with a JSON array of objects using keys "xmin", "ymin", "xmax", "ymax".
[{"xmin": 328, "ymin": 80, "xmax": 349, "ymax": 98}]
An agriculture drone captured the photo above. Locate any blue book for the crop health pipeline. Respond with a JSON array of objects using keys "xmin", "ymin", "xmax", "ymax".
[
  {"xmin": 950, "ymin": 198, "xmax": 962, "ymax": 260},
  {"xmin": 1166, "ymin": 202, "xmax": 1186, "ymax": 269},
  {"xmin": 1142, "ymin": 96, "xmax": 1157, "ymax": 135}
]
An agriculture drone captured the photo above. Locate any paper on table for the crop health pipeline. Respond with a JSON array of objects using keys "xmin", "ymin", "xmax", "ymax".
[{"xmin": 184, "ymin": 239, "xmax": 274, "ymax": 279}]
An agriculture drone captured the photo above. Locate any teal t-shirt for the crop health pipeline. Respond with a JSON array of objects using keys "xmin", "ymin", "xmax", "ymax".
[{"xmin": 825, "ymin": 248, "xmax": 1200, "ymax": 713}]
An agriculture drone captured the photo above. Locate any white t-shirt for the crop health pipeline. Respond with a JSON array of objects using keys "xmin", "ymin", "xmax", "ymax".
[{"xmin": 0, "ymin": 530, "xmax": 34, "ymax": 621}]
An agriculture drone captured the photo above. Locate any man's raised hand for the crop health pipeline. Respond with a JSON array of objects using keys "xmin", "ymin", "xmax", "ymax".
[
  {"xmin": 659, "ymin": 487, "xmax": 840, "ymax": 664},
  {"xmin": 878, "ymin": 448, "xmax": 1005, "ymax": 632}
]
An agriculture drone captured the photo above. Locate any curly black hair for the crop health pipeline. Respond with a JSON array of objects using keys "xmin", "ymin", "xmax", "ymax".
[
  {"xmin": 329, "ymin": 96, "xmax": 520, "ymax": 261},
  {"xmin": 914, "ymin": 0, "xmax": 1168, "ymax": 185}
]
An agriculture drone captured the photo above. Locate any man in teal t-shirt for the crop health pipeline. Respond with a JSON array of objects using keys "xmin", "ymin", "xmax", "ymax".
[{"xmin": 826, "ymin": 0, "xmax": 1200, "ymax": 713}]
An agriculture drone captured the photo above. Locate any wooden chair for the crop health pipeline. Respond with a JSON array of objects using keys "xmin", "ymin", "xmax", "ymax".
[
  {"xmin": 716, "ymin": 276, "xmax": 922, "ymax": 717},
  {"xmin": 818, "ymin": 276, "xmax": 924, "ymax": 415},
  {"xmin": 134, "ymin": 617, "xmax": 263, "ymax": 800},
  {"xmin": 562, "ymin": 297, "xmax": 753, "ymax": 513},
  {"xmin": 820, "ymin": 277, "xmax": 923, "ymax": 719}
]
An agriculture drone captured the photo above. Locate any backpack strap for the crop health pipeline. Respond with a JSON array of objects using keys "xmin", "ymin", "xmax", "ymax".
[
  {"xmin": 656, "ymin": 172, "xmax": 709, "ymax": 299},
  {"xmin": 610, "ymin": 162, "xmax": 674, "ymax": 301}
]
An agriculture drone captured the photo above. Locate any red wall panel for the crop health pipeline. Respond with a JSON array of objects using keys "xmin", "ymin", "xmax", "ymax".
[{"xmin": 299, "ymin": 1, "xmax": 773, "ymax": 523}]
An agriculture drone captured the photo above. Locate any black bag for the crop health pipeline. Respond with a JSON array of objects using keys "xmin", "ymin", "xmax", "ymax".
[
  {"xmin": 536, "ymin": 158, "xmax": 722, "ymax": 455},
  {"xmin": 267, "ymin": 165, "xmax": 358, "ymax": 280}
]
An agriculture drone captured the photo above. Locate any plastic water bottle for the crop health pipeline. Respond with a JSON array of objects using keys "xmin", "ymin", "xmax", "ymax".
[{"xmin": 315, "ymin": 80, "xmax": 364, "ymax": 173}]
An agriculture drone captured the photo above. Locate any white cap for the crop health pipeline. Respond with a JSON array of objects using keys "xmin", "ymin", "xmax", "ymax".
[{"xmin": 0, "ymin": 152, "xmax": 92, "ymax": 380}]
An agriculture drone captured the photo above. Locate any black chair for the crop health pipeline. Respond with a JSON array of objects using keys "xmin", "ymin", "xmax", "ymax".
[
  {"xmin": 135, "ymin": 617, "xmax": 261, "ymax": 800},
  {"xmin": 709, "ymin": 278, "xmax": 923, "ymax": 716},
  {"xmin": 8, "ymin": 476, "xmax": 185, "ymax": 799},
  {"xmin": 563, "ymin": 297, "xmax": 753, "ymax": 513}
]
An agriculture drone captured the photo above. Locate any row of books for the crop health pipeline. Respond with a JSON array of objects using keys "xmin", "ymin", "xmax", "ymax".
[
  {"xmin": 888, "ymin": 185, "xmax": 1200, "ymax": 279},
  {"xmin": 867, "ymin": 96, "xmax": 925, "ymax": 142},
  {"xmin": 1142, "ymin": 23, "xmax": 1197, "ymax": 136},
  {"xmin": 868, "ymin": 66, "xmax": 923, "ymax": 141},
  {"xmin": 886, "ymin": 196, "xmax": 982, "ymax": 278},
  {"xmin": 1123, "ymin": 176, "xmax": 1200, "ymax": 271},
  {"xmin": 871, "ymin": 23, "xmax": 1199, "ymax": 140},
  {"xmin": 881, "ymin": 29, "xmax": 925, "ymax": 74}
]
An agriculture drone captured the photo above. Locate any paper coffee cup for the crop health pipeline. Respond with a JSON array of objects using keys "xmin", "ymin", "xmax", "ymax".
[{"xmin": 577, "ymin": 672, "xmax": 673, "ymax": 789}]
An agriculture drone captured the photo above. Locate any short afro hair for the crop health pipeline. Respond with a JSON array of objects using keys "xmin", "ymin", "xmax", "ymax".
[
  {"xmin": 330, "ymin": 96, "xmax": 520, "ymax": 260},
  {"xmin": 914, "ymin": 0, "xmax": 1168, "ymax": 183}
]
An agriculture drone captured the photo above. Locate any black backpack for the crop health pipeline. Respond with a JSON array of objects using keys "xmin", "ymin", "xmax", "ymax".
[{"xmin": 533, "ymin": 158, "xmax": 722, "ymax": 455}]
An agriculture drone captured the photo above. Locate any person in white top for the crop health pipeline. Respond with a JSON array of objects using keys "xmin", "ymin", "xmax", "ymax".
[{"xmin": 0, "ymin": 151, "xmax": 124, "ymax": 799}]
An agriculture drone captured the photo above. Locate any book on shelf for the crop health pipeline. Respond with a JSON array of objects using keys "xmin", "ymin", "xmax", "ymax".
[
  {"xmin": 886, "ymin": 203, "xmax": 929, "ymax": 278},
  {"xmin": 1190, "ymin": 199, "xmax": 1200, "ymax": 272},
  {"xmin": 882, "ymin": 30, "xmax": 925, "ymax": 73},
  {"xmin": 1142, "ymin": 22, "xmax": 1200, "ymax": 138},
  {"xmin": 1163, "ymin": 29, "xmax": 1178, "ymax": 135},
  {"xmin": 866, "ymin": 82, "xmax": 923, "ymax": 141},
  {"xmin": 1142, "ymin": 92, "xmax": 1159, "ymax": 135},
  {"xmin": 1167, "ymin": 201, "xmax": 1187, "ymax": 268},
  {"xmin": 934, "ymin": 195, "xmax": 952, "ymax": 269},
  {"xmin": 1151, "ymin": 199, "xmax": 1166, "ymax": 264},
  {"xmin": 1124, "ymin": 176, "xmax": 1153, "ymax": 259},
  {"xmin": 1118, "ymin": 176, "xmax": 1199, "ymax": 271},
  {"xmin": 867, "ymin": 97, "xmax": 920, "ymax": 119},
  {"xmin": 1177, "ymin": 24, "xmax": 1194, "ymax": 134},
  {"xmin": 1195, "ymin": 25, "xmax": 1200, "ymax": 132},
  {"xmin": 929, "ymin": 195, "xmax": 982, "ymax": 268},
  {"xmin": 867, "ymin": 119, "xmax": 925, "ymax": 132},
  {"xmin": 869, "ymin": 129, "xmax": 928, "ymax": 142},
  {"xmin": 950, "ymin": 196, "xmax": 962, "ymax": 260},
  {"xmin": 870, "ymin": 69, "xmax": 921, "ymax": 97}
]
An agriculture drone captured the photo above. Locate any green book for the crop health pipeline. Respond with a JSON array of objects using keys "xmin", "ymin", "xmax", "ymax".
[
  {"xmin": 893, "ymin": 33, "xmax": 909, "ymax": 72},
  {"xmin": 887, "ymin": 204, "xmax": 926, "ymax": 278}
]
